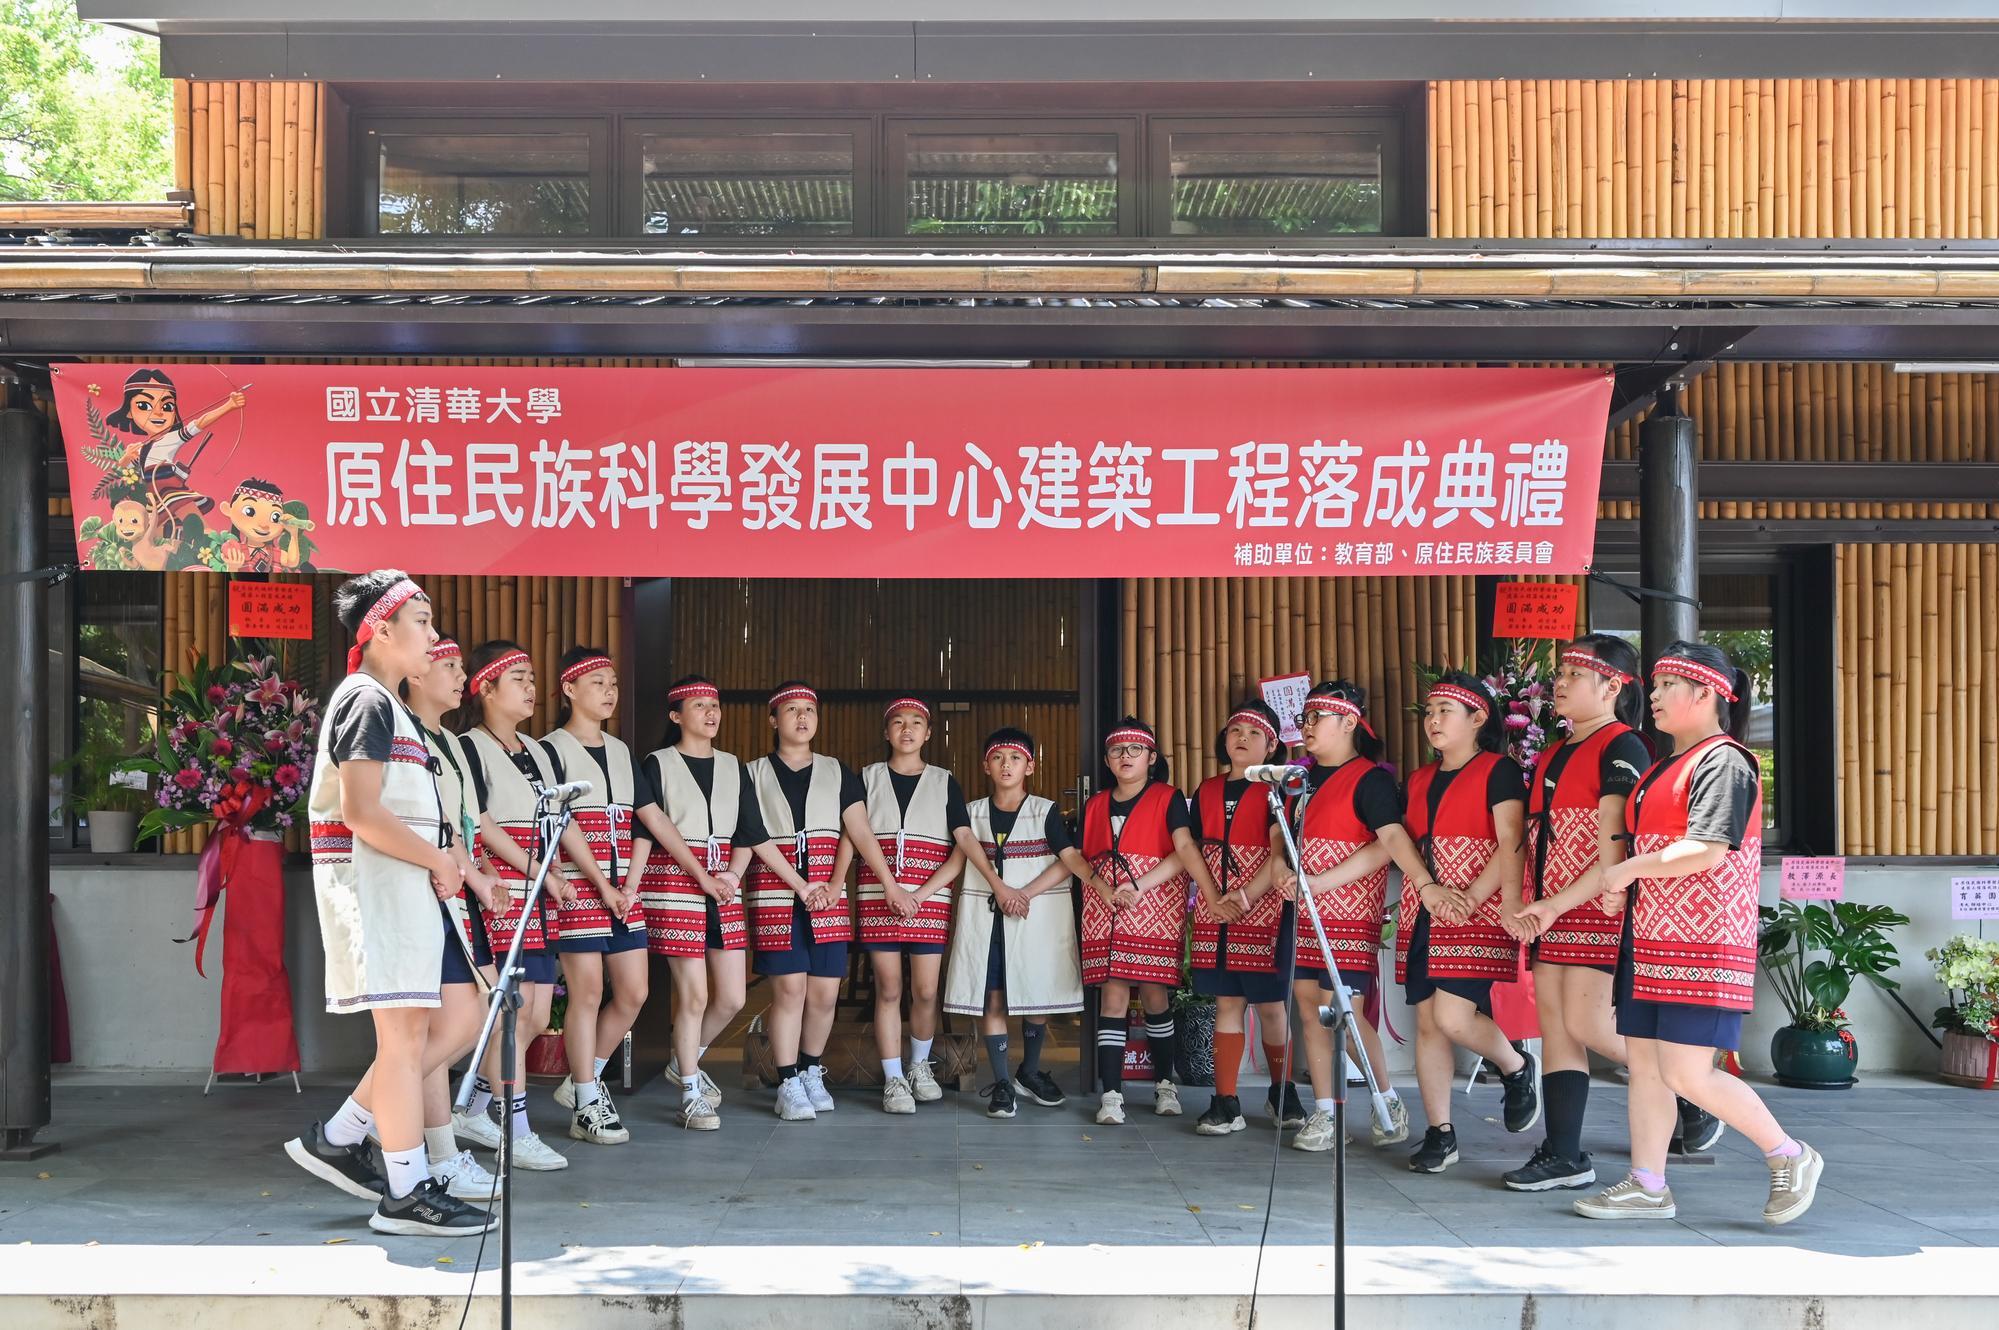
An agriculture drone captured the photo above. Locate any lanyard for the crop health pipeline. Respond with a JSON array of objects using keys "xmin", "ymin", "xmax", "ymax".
[{"xmin": 426, "ymin": 725, "xmax": 477, "ymax": 851}]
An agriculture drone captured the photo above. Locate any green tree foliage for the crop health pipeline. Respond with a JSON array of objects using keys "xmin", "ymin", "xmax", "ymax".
[{"xmin": 1, "ymin": 2, "xmax": 172, "ymax": 202}]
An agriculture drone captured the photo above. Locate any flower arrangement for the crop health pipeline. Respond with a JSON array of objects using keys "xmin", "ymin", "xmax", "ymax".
[
  {"xmin": 118, "ymin": 652, "xmax": 321, "ymax": 844},
  {"xmin": 1757, "ymin": 900, "xmax": 1910, "ymax": 1032},
  {"xmin": 1414, "ymin": 639, "xmax": 1563, "ymax": 769},
  {"xmin": 1927, "ymin": 934, "xmax": 1999, "ymax": 1041}
]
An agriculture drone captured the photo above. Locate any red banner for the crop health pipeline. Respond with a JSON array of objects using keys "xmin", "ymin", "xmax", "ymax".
[{"xmin": 52, "ymin": 363, "xmax": 1610, "ymax": 579}]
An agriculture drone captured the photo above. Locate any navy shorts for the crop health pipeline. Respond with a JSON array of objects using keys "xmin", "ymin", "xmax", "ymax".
[
  {"xmin": 754, "ymin": 903, "xmax": 849, "ymax": 980},
  {"xmin": 1293, "ymin": 965, "xmax": 1377, "ymax": 998},
  {"xmin": 1401, "ymin": 911, "xmax": 1494, "ymax": 1013},
  {"xmin": 863, "ymin": 940, "xmax": 948, "ymax": 957},
  {"xmin": 440, "ymin": 902, "xmax": 484, "ymax": 986},
  {"xmin": 494, "ymin": 949, "xmax": 559, "ymax": 985},
  {"xmin": 552, "ymin": 915, "xmax": 648, "ymax": 955},
  {"xmin": 1616, "ymin": 997, "xmax": 1745, "ymax": 1051},
  {"xmin": 985, "ymin": 921, "xmax": 1008, "ymax": 993},
  {"xmin": 1193, "ymin": 910, "xmax": 1296, "ymax": 1004}
]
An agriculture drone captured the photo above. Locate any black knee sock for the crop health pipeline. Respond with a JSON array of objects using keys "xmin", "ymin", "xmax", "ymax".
[
  {"xmin": 799, "ymin": 1051, "xmax": 822, "ymax": 1072},
  {"xmin": 777, "ymin": 1062, "xmax": 799, "ymax": 1083},
  {"xmin": 984, "ymin": 1033, "xmax": 1009, "ymax": 1086},
  {"xmin": 1145, "ymin": 1014, "xmax": 1178, "ymax": 1085},
  {"xmin": 1019, "ymin": 1021, "xmax": 1047, "ymax": 1078},
  {"xmin": 1543, "ymin": 1069, "xmax": 1590, "ymax": 1160},
  {"xmin": 1096, "ymin": 1025, "xmax": 1127, "ymax": 1091}
]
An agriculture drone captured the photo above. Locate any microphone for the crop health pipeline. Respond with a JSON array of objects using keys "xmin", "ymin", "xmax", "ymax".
[
  {"xmin": 542, "ymin": 779, "xmax": 594, "ymax": 804},
  {"xmin": 1244, "ymin": 763, "xmax": 1307, "ymax": 789}
]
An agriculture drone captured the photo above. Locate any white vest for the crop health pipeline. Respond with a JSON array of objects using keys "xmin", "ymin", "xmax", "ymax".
[{"xmin": 651, "ymin": 746, "xmax": 743, "ymax": 871}]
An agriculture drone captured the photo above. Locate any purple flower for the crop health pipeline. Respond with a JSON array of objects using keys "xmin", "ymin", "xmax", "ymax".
[{"xmin": 1505, "ymin": 712, "xmax": 1530, "ymax": 732}]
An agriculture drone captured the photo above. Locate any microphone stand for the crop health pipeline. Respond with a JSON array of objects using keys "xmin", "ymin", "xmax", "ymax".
[
  {"xmin": 455, "ymin": 785, "xmax": 580, "ymax": 1330},
  {"xmin": 1263, "ymin": 770, "xmax": 1392, "ymax": 1330}
]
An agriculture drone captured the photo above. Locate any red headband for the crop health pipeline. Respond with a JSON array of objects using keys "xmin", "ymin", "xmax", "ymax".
[
  {"xmin": 1225, "ymin": 709, "xmax": 1279, "ymax": 746},
  {"xmin": 1105, "ymin": 726, "xmax": 1156, "ymax": 752},
  {"xmin": 1561, "ymin": 648, "xmax": 1635, "ymax": 685},
  {"xmin": 770, "ymin": 685, "xmax": 818, "ymax": 709},
  {"xmin": 669, "ymin": 681, "xmax": 719, "ymax": 703},
  {"xmin": 984, "ymin": 740, "xmax": 1033, "ymax": 763},
  {"xmin": 345, "ymin": 577, "xmax": 425, "ymax": 674},
  {"xmin": 469, "ymin": 650, "xmax": 531, "ymax": 695},
  {"xmin": 1653, "ymin": 656, "xmax": 1738, "ymax": 702},
  {"xmin": 1427, "ymin": 682, "xmax": 1492, "ymax": 715},
  {"xmin": 428, "ymin": 639, "xmax": 460, "ymax": 662},
  {"xmin": 883, "ymin": 696, "xmax": 931, "ymax": 721},
  {"xmin": 561, "ymin": 655, "xmax": 616, "ymax": 685},
  {"xmin": 1304, "ymin": 694, "xmax": 1377, "ymax": 739}
]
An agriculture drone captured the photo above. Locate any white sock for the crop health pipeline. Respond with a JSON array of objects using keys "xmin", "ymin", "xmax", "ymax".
[
  {"xmin": 509, "ymin": 1093, "xmax": 531, "ymax": 1139},
  {"xmin": 1316, "ymin": 1097, "xmax": 1339, "ymax": 1114},
  {"xmin": 910, "ymin": 1038, "xmax": 934, "ymax": 1065},
  {"xmin": 324, "ymin": 1095, "xmax": 374, "ymax": 1147},
  {"xmin": 883, "ymin": 1057, "xmax": 905, "ymax": 1081},
  {"xmin": 462, "ymin": 1074, "xmax": 493, "ymax": 1116},
  {"xmin": 1382, "ymin": 1087, "xmax": 1401, "ymax": 1103},
  {"xmin": 698, "ymin": 1044, "xmax": 710, "ymax": 1060},
  {"xmin": 423, "ymin": 1125, "xmax": 457, "ymax": 1165},
  {"xmin": 682, "ymin": 1081, "xmax": 701, "ymax": 1104},
  {"xmin": 382, "ymin": 1145, "xmax": 427, "ymax": 1200},
  {"xmin": 593, "ymin": 1056, "xmax": 609, "ymax": 1079},
  {"xmin": 576, "ymin": 1080, "xmax": 601, "ymax": 1108}
]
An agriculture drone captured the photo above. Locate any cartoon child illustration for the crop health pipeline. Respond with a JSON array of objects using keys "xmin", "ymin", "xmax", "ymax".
[
  {"xmin": 103, "ymin": 369, "xmax": 248, "ymax": 525},
  {"xmin": 77, "ymin": 484, "xmax": 179, "ymax": 571},
  {"xmin": 202, "ymin": 477, "xmax": 308, "ymax": 573}
]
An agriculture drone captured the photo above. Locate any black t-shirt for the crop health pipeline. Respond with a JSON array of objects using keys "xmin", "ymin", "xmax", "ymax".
[
  {"xmin": 1190, "ymin": 776, "xmax": 1259, "ymax": 842},
  {"xmin": 325, "ymin": 685, "xmax": 397, "ymax": 765},
  {"xmin": 886, "ymin": 767, "xmax": 972, "ymax": 835},
  {"xmin": 768, "ymin": 753, "xmax": 866, "ymax": 833},
  {"xmin": 986, "ymin": 800, "xmax": 1073, "ymax": 864},
  {"xmin": 1416, "ymin": 754, "xmax": 1526, "ymax": 828},
  {"xmin": 462, "ymin": 732, "xmax": 563, "ymax": 811},
  {"xmin": 1304, "ymin": 758, "xmax": 1405, "ymax": 832},
  {"xmin": 1540, "ymin": 728, "xmax": 1653, "ymax": 803},
  {"xmin": 1108, "ymin": 783, "xmax": 1192, "ymax": 839},
  {"xmin": 1638, "ymin": 742, "xmax": 1760, "ymax": 850},
  {"xmin": 639, "ymin": 751, "xmax": 770, "ymax": 848}
]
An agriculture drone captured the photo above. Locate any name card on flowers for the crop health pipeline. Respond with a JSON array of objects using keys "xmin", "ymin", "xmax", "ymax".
[
  {"xmin": 1952, "ymin": 875, "xmax": 1999, "ymax": 920},
  {"xmin": 1780, "ymin": 856, "xmax": 1845, "ymax": 902}
]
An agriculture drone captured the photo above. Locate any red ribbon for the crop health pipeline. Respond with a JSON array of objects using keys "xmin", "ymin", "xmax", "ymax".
[{"xmin": 179, "ymin": 793, "xmax": 272, "ymax": 977}]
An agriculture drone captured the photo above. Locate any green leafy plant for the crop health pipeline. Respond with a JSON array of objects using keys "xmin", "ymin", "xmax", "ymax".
[
  {"xmin": 1926, "ymin": 934, "xmax": 1999, "ymax": 1040},
  {"xmin": 1757, "ymin": 900, "xmax": 1910, "ymax": 1031}
]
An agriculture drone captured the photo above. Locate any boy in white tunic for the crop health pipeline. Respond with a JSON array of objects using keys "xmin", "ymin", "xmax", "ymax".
[{"xmin": 284, "ymin": 570, "xmax": 494, "ymax": 1238}]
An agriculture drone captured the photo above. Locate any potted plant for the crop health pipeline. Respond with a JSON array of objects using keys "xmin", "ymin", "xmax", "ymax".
[
  {"xmin": 1169, "ymin": 929, "xmax": 1218, "ymax": 1087},
  {"xmin": 1927, "ymin": 934, "xmax": 1999, "ymax": 1090},
  {"xmin": 57, "ymin": 739, "xmax": 152, "ymax": 854},
  {"xmin": 1757, "ymin": 900, "xmax": 1910, "ymax": 1088},
  {"xmin": 527, "ymin": 981, "xmax": 570, "ymax": 1079}
]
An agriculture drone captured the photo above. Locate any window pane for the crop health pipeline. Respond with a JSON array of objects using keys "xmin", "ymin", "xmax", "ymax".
[
  {"xmin": 903, "ymin": 133, "xmax": 1120, "ymax": 237},
  {"xmin": 641, "ymin": 132, "xmax": 856, "ymax": 238},
  {"xmin": 377, "ymin": 133, "xmax": 591, "ymax": 236},
  {"xmin": 66, "ymin": 574, "xmax": 163, "ymax": 849},
  {"xmin": 1165, "ymin": 129, "xmax": 1382, "ymax": 237}
]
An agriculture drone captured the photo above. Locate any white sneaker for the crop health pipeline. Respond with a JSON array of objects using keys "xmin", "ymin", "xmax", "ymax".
[
  {"xmin": 431, "ymin": 1148, "xmax": 504, "ymax": 1200},
  {"xmin": 554, "ymin": 1074, "xmax": 577, "ymax": 1109},
  {"xmin": 452, "ymin": 1108, "xmax": 503, "ymax": 1153},
  {"xmin": 882, "ymin": 1075, "xmax": 918, "ymax": 1115},
  {"xmin": 507, "ymin": 1130, "xmax": 569, "ymax": 1171},
  {"xmin": 1153, "ymin": 1080, "xmax": 1183, "ymax": 1116},
  {"xmin": 775, "ymin": 1076, "xmax": 818, "ymax": 1122},
  {"xmin": 801, "ymin": 1064, "xmax": 837, "ymax": 1113},
  {"xmin": 1291, "ymin": 1109, "xmax": 1337, "ymax": 1152},
  {"xmin": 570, "ymin": 1097, "xmax": 630, "ymax": 1146},
  {"xmin": 695, "ymin": 1069, "xmax": 724, "ymax": 1109},
  {"xmin": 908, "ymin": 1060, "xmax": 944, "ymax": 1103},
  {"xmin": 677, "ymin": 1094, "xmax": 721, "ymax": 1131},
  {"xmin": 1371, "ymin": 1095, "xmax": 1411, "ymax": 1147},
  {"xmin": 1096, "ymin": 1091, "xmax": 1126, "ymax": 1125}
]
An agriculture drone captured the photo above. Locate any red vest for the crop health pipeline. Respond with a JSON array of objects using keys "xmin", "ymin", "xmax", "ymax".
[
  {"xmin": 1294, "ymin": 758, "xmax": 1391, "ymax": 978},
  {"xmin": 1190, "ymin": 775, "xmax": 1283, "ymax": 973},
  {"xmin": 1397, "ymin": 751, "xmax": 1521, "ymax": 984},
  {"xmin": 1079, "ymin": 782, "xmax": 1189, "ymax": 987},
  {"xmin": 1626, "ymin": 735, "xmax": 1764, "ymax": 1012},
  {"xmin": 1526, "ymin": 722, "xmax": 1643, "ymax": 968}
]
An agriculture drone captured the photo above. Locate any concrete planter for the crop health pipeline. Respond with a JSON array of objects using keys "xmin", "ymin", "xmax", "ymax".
[
  {"xmin": 85, "ymin": 810, "xmax": 138, "ymax": 854},
  {"xmin": 1939, "ymin": 1030, "xmax": 1998, "ymax": 1090}
]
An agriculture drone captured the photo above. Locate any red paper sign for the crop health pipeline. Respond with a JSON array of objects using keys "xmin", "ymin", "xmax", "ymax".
[
  {"xmin": 52, "ymin": 364, "xmax": 1610, "ymax": 579},
  {"xmin": 1492, "ymin": 581, "xmax": 1581, "ymax": 639},
  {"xmin": 1779, "ymin": 856, "xmax": 1845, "ymax": 902},
  {"xmin": 228, "ymin": 581, "xmax": 314, "ymax": 639}
]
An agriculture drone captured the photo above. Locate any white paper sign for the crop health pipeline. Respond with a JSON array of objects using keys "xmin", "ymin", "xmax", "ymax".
[
  {"xmin": 1952, "ymin": 875, "xmax": 1999, "ymax": 920},
  {"xmin": 1259, "ymin": 672, "xmax": 1312, "ymax": 745}
]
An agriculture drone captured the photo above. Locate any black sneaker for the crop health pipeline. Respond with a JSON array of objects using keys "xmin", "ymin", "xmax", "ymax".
[
  {"xmin": 368, "ymin": 1176, "xmax": 497, "ymax": 1237},
  {"xmin": 1500, "ymin": 1052, "xmax": 1542, "ymax": 1134},
  {"xmin": 1195, "ymin": 1094, "xmax": 1247, "ymax": 1136},
  {"xmin": 1502, "ymin": 1143, "xmax": 1597, "ymax": 1192},
  {"xmin": 285, "ymin": 1120, "xmax": 386, "ymax": 1201},
  {"xmin": 1266, "ymin": 1082, "xmax": 1308, "ymax": 1127},
  {"xmin": 1410, "ymin": 1125, "xmax": 1460, "ymax": 1174},
  {"xmin": 1673, "ymin": 1101, "xmax": 1727, "ymax": 1155},
  {"xmin": 984, "ymin": 1080, "xmax": 1018, "ymax": 1119},
  {"xmin": 1012, "ymin": 1067, "xmax": 1067, "ymax": 1108}
]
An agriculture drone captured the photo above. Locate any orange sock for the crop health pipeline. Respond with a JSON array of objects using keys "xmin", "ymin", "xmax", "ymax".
[
  {"xmin": 1214, "ymin": 1032, "xmax": 1245, "ymax": 1096},
  {"xmin": 1263, "ymin": 1041, "xmax": 1293, "ymax": 1085}
]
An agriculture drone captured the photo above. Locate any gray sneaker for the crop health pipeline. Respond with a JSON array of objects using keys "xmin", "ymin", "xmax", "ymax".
[
  {"xmin": 1573, "ymin": 1176, "xmax": 1677, "ymax": 1220},
  {"xmin": 908, "ymin": 1060, "xmax": 944, "ymax": 1103},
  {"xmin": 882, "ymin": 1075, "xmax": 917, "ymax": 1115},
  {"xmin": 1370, "ymin": 1094, "xmax": 1411, "ymax": 1147},
  {"xmin": 1291, "ymin": 1109, "xmax": 1337, "ymax": 1152},
  {"xmin": 1763, "ymin": 1142, "xmax": 1824, "ymax": 1226},
  {"xmin": 676, "ymin": 1094, "xmax": 721, "ymax": 1132}
]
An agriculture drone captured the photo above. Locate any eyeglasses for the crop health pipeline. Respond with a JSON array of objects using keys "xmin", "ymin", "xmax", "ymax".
[{"xmin": 1106, "ymin": 744, "xmax": 1151, "ymax": 759}]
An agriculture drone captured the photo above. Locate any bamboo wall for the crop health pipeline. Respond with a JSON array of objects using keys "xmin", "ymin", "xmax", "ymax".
[
  {"xmin": 174, "ymin": 80, "xmax": 325, "ymax": 238},
  {"xmin": 1838, "ymin": 544, "xmax": 1999, "ymax": 857},
  {"xmin": 669, "ymin": 579, "xmax": 1084, "ymax": 806},
  {"xmin": 1430, "ymin": 79, "xmax": 1999, "ymax": 239}
]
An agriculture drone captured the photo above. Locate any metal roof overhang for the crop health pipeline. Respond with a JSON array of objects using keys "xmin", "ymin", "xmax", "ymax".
[{"xmin": 6, "ymin": 242, "xmax": 1999, "ymax": 364}]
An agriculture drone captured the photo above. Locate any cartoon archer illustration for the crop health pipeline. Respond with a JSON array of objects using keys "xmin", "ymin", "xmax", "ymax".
[
  {"xmin": 78, "ymin": 368, "xmax": 252, "ymax": 571},
  {"xmin": 103, "ymin": 368, "xmax": 249, "ymax": 523},
  {"xmin": 200, "ymin": 476, "xmax": 316, "ymax": 573}
]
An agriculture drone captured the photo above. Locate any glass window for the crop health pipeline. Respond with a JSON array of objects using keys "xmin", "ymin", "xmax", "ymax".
[
  {"xmin": 1151, "ymin": 118, "xmax": 1393, "ymax": 238},
  {"xmin": 638, "ymin": 129, "xmax": 860, "ymax": 238},
  {"xmin": 896, "ymin": 128, "xmax": 1126, "ymax": 238},
  {"xmin": 55, "ymin": 574, "xmax": 163, "ymax": 852},
  {"xmin": 374, "ymin": 130, "xmax": 594, "ymax": 236}
]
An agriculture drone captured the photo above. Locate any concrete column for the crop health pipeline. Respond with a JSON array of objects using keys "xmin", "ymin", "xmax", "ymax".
[
  {"xmin": 0, "ymin": 400, "xmax": 54, "ymax": 1158},
  {"xmin": 1638, "ymin": 398, "xmax": 1700, "ymax": 669}
]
